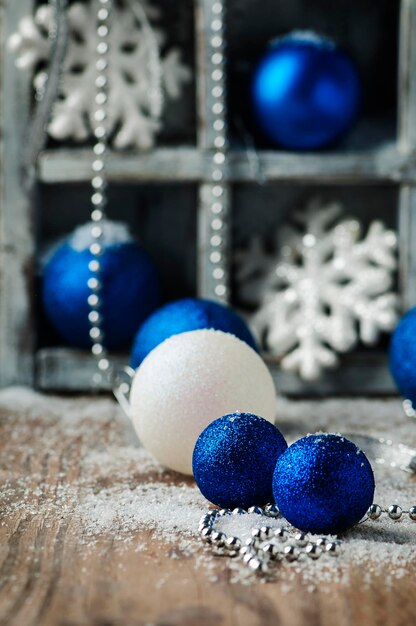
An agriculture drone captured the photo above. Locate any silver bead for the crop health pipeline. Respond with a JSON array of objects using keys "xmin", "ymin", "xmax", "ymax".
[
  {"xmin": 409, "ymin": 506, "xmax": 416, "ymax": 521},
  {"xmin": 199, "ymin": 523, "xmax": 210, "ymax": 534},
  {"xmin": 92, "ymin": 159, "xmax": 104, "ymax": 173},
  {"xmin": 88, "ymin": 311, "xmax": 101, "ymax": 323},
  {"xmin": 200, "ymin": 527, "xmax": 213, "ymax": 544},
  {"xmin": 91, "ymin": 191, "xmax": 104, "ymax": 206},
  {"xmin": 367, "ymin": 504, "xmax": 382, "ymax": 520},
  {"xmin": 210, "ymin": 235, "xmax": 222, "ymax": 247},
  {"xmin": 87, "ymin": 277, "xmax": 101, "ymax": 291},
  {"xmin": 232, "ymin": 508, "xmax": 246, "ymax": 515},
  {"xmin": 261, "ymin": 543, "xmax": 280, "ymax": 559},
  {"xmin": 211, "ymin": 531, "xmax": 226, "ymax": 547},
  {"xmin": 92, "ymin": 343, "xmax": 104, "ymax": 356},
  {"xmin": 89, "ymin": 243, "xmax": 102, "ymax": 256},
  {"xmin": 216, "ymin": 508, "xmax": 229, "ymax": 517},
  {"xmin": 88, "ymin": 294, "xmax": 100, "ymax": 308},
  {"xmin": 213, "ymin": 268, "xmax": 225, "ymax": 280},
  {"xmin": 199, "ymin": 514, "xmax": 212, "ymax": 527},
  {"xmin": 247, "ymin": 506, "xmax": 263, "ymax": 515},
  {"xmin": 89, "ymin": 327, "xmax": 103, "ymax": 340},
  {"xmin": 283, "ymin": 545, "xmax": 299, "ymax": 562},
  {"xmin": 315, "ymin": 537, "xmax": 328, "ymax": 548},
  {"xmin": 326, "ymin": 541, "xmax": 340, "ymax": 557},
  {"xmin": 294, "ymin": 531, "xmax": 308, "ymax": 547},
  {"xmin": 259, "ymin": 526, "xmax": 272, "ymax": 539},
  {"xmin": 210, "ymin": 251, "xmax": 222, "ymax": 264},
  {"xmin": 97, "ymin": 8, "xmax": 109, "ymax": 21},
  {"xmin": 98, "ymin": 358, "xmax": 110, "ymax": 371},
  {"xmin": 211, "ymin": 218, "xmax": 223, "ymax": 231},
  {"xmin": 305, "ymin": 543, "xmax": 322, "ymax": 559},
  {"xmin": 225, "ymin": 536, "xmax": 241, "ymax": 552},
  {"xmin": 273, "ymin": 527, "xmax": 287, "ymax": 541},
  {"xmin": 251, "ymin": 528, "xmax": 262, "ymax": 540},
  {"xmin": 388, "ymin": 505, "xmax": 403, "ymax": 520},
  {"xmin": 89, "ymin": 260, "xmax": 101, "ymax": 273},
  {"xmin": 264, "ymin": 504, "xmax": 280, "ymax": 518},
  {"xmin": 92, "ymin": 176, "xmax": 105, "ymax": 189},
  {"xmin": 247, "ymin": 556, "xmax": 267, "ymax": 573},
  {"xmin": 242, "ymin": 550, "xmax": 256, "ymax": 564}
]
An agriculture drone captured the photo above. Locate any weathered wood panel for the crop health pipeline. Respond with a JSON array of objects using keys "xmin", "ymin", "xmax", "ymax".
[
  {"xmin": 36, "ymin": 347, "xmax": 396, "ymax": 395},
  {"xmin": 398, "ymin": 0, "xmax": 416, "ymax": 153},
  {"xmin": 0, "ymin": 0, "xmax": 35, "ymax": 387},
  {"xmin": 38, "ymin": 144, "xmax": 416, "ymax": 185},
  {"xmin": 398, "ymin": 0, "xmax": 416, "ymax": 311}
]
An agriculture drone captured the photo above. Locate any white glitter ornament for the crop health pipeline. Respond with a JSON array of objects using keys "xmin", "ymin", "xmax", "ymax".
[
  {"xmin": 129, "ymin": 329, "xmax": 277, "ymax": 475},
  {"xmin": 235, "ymin": 199, "xmax": 399, "ymax": 381}
]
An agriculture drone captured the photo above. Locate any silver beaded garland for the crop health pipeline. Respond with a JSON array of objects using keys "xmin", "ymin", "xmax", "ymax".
[
  {"xmin": 207, "ymin": 1, "xmax": 229, "ymax": 302},
  {"xmin": 87, "ymin": 0, "xmax": 113, "ymax": 387},
  {"xmin": 200, "ymin": 500, "xmax": 416, "ymax": 574},
  {"xmin": 199, "ymin": 505, "xmax": 343, "ymax": 574}
]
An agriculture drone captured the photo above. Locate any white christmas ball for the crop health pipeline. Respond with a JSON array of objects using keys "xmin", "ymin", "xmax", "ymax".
[{"xmin": 129, "ymin": 329, "xmax": 277, "ymax": 475}]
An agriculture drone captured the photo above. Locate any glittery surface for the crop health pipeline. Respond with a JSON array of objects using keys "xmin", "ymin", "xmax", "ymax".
[
  {"xmin": 273, "ymin": 434, "xmax": 375, "ymax": 535},
  {"xmin": 193, "ymin": 412, "xmax": 288, "ymax": 509},
  {"xmin": 42, "ymin": 237, "xmax": 159, "ymax": 350},
  {"xmin": 130, "ymin": 298, "xmax": 258, "ymax": 368},
  {"xmin": 252, "ymin": 33, "xmax": 361, "ymax": 150},
  {"xmin": 389, "ymin": 308, "xmax": 416, "ymax": 405},
  {"xmin": 130, "ymin": 329, "xmax": 277, "ymax": 475}
]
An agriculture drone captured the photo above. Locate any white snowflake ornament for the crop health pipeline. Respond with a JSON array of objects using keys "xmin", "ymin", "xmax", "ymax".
[
  {"xmin": 8, "ymin": 1, "xmax": 191, "ymax": 150},
  {"xmin": 235, "ymin": 199, "xmax": 399, "ymax": 381}
]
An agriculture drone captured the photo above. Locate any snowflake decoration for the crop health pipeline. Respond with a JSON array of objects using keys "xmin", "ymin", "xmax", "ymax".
[
  {"xmin": 235, "ymin": 199, "xmax": 399, "ymax": 381},
  {"xmin": 8, "ymin": 1, "xmax": 191, "ymax": 150}
]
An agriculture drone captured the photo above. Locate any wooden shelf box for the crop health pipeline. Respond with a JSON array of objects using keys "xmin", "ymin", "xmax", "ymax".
[{"xmin": 1, "ymin": 0, "xmax": 415, "ymax": 395}]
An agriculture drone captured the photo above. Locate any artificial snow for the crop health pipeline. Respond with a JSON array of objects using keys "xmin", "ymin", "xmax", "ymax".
[{"xmin": 0, "ymin": 387, "xmax": 415, "ymax": 590}]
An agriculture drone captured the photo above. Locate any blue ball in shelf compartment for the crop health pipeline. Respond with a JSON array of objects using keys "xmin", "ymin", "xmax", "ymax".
[
  {"xmin": 252, "ymin": 31, "xmax": 361, "ymax": 150},
  {"xmin": 130, "ymin": 298, "xmax": 258, "ymax": 368},
  {"xmin": 193, "ymin": 412, "xmax": 288, "ymax": 509},
  {"xmin": 389, "ymin": 308, "xmax": 416, "ymax": 408},
  {"xmin": 42, "ymin": 222, "xmax": 160, "ymax": 350},
  {"xmin": 273, "ymin": 434, "xmax": 375, "ymax": 535}
]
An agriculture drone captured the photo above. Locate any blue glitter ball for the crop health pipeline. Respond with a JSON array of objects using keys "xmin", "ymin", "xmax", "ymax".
[
  {"xmin": 193, "ymin": 412, "xmax": 288, "ymax": 509},
  {"xmin": 273, "ymin": 434, "xmax": 375, "ymax": 535},
  {"xmin": 130, "ymin": 298, "xmax": 258, "ymax": 368},
  {"xmin": 252, "ymin": 31, "xmax": 361, "ymax": 150},
  {"xmin": 42, "ymin": 222, "xmax": 160, "ymax": 350},
  {"xmin": 389, "ymin": 308, "xmax": 416, "ymax": 407}
]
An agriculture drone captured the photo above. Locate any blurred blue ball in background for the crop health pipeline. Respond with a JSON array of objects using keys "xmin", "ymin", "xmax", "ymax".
[
  {"xmin": 130, "ymin": 297, "xmax": 258, "ymax": 368},
  {"xmin": 42, "ymin": 222, "xmax": 160, "ymax": 350},
  {"xmin": 252, "ymin": 31, "xmax": 361, "ymax": 150},
  {"xmin": 389, "ymin": 308, "xmax": 416, "ymax": 408},
  {"xmin": 193, "ymin": 412, "xmax": 288, "ymax": 509},
  {"xmin": 273, "ymin": 434, "xmax": 375, "ymax": 535}
]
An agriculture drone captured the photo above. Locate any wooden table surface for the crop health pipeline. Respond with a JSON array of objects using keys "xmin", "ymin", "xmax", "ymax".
[{"xmin": 0, "ymin": 390, "xmax": 415, "ymax": 626}]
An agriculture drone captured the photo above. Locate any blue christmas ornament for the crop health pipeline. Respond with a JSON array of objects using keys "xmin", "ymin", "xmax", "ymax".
[
  {"xmin": 42, "ymin": 222, "xmax": 160, "ymax": 350},
  {"xmin": 252, "ymin": 31, "xmax": 361, "ymax": 150},
  {"xmin": 193, "ymin": 412, "xmax": 288, "ymax": 509},
  {"xmin": 273, "ymin": 434, "xmax": 375, "ymax": 535},
  {"xmin": 130, "ymin": 298, "xmax": 258, "ymax": 368},
  {"xmin": 389, "ymin": 308, "xmax": 416, "ymax": 408}
]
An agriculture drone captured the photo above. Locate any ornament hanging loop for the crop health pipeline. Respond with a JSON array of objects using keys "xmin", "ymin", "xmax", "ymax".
[{"xmin": 112, "ymin": 366, "xmax": 135, "ymax": 419}]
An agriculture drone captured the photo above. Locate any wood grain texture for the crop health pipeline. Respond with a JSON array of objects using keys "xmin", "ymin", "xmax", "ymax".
[
  {"xmin": 0, "ymin": 394, "xmax": 415, "ymax": 626},
  {"xmin": 0, "ymin": 0, "xmax": 35, "ymax": 387},
  {"xmin": 37, "ymin": 145, "xmax": 416, "ymax": 184}
]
